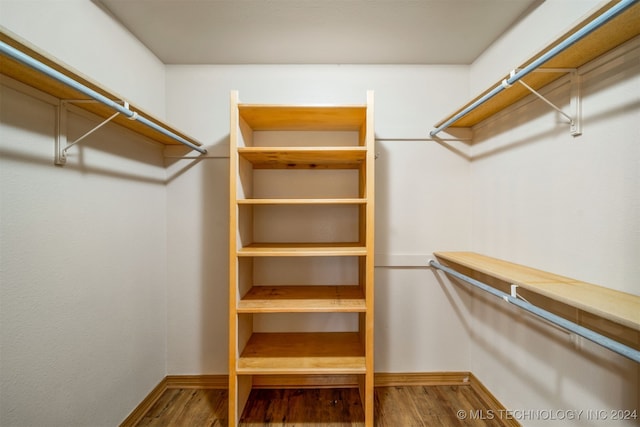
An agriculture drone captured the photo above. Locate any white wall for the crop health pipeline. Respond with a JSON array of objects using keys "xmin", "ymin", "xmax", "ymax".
[
  {"xmin": 470, "ymin": 0, "xmax": 601, "ymax": 94},
  {"xmin": 0, "ymin": 0, "xmax": 166, "ymax": 118},
  {"xmin": 0, "ymin": 2, "xmax": 170, "ymax": 426},
  {"xmin": 0, "ymin": 80, "xmax": 168, "ymax": 427},
  {"xmin": 163, "ymin": 64, "xmax": 474, "ymax": 374},
  {"xmin": 466, "ymin": 9, "xmax": 640, "ymax": 427}
]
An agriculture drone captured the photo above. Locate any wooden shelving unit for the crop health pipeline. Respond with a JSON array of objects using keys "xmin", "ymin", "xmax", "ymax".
[
  {"xmin": 434, "ymin": 252, "xmax": 640, "ymax": 352},
  {"xmin": 433, "ymin": 0, "xmax": 640, "ymax": 130},
  {"xmin": 0, "ymin": 27, "xmax": 202, "ymax": 150},
  {"xmin": 229, "ymin": 91, "xmax": 375, "ymax": 426}
]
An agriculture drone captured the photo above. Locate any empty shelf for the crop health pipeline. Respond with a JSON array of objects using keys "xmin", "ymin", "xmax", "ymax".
[
  {"xmin": 237, "ymin": 332, "xmax": 366, "ymax": 374},
  {"xmin": 238, "ymin": 243, "xmax": 368, "ymax": 257},
  {"xmin": 238, "ymin": 147, "xmax": 367, "ymax": 169},
  {"xmin": 239, "ymin": 105, "xmax": 367, "ymax": 130},
  {"xmin": 237, "ymin": 198, "xmax": 367, "ymax": 205},
  {"xmin": 238, "ymin": 286, "xmax": 366, "ymax": 313}
]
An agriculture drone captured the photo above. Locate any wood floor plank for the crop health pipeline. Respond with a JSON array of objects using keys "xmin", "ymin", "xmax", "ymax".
[
  {"xmin": 135, "ymin": 389, "xmax": 191, "ymax": 426},
  {"xmin": 134, "ymin": 385, "xmax": 517, "ymax": 427},
  {"xmin": 374, "ymin": 386, "xmax": 424, "ymax": 427},
  {"xmin": 241, "ymin": 388, "xmax": 365, "ymax": 426}
]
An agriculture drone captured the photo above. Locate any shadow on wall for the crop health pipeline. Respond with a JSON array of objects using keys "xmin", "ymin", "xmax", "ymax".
[
  {"xmin": 374, "ymin": 139, "xmax": 390, "ymax": 371},
  {"xmin": 471, "ymin": 45, "xmax": 640, "ymax": 161},
  {"xmin": 0, "ymin": 87, "xmax": 167, "ymax": 184},
  {"xmin": 431, "ymin": 271, "xmax": 636, "ymax": 412},
  {"xmin": 200, "ymin": 135, "xmax": 231, "ymax": 374}
]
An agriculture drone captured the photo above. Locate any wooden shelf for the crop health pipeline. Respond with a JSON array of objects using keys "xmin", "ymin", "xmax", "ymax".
[
  {"xmin": 237, "ymin": 332, "xmax": 366, "ymax": 374},
  {"xmin": 0, "ymin": 28, "xmax": 202, "ymax": 149},
  {"xmin": 238, "ymin": 243, "xmax": 367, "ymax": 257},
  {"xmin": 237, "ymin": 198, "xmax": 367, "ymax": 205},
  {"xmin": 239, "ymin": 105, "xmax": 367, "ymax": 131},
  {"xmin": 434, "ymin": 251, "xmax": 640, "ymax": 332},
  {"xmin": 434, "ymin": 0, "xmax": 640, "ymax": 129},
  {"xmin": 238, "ymin": 286, "xmax": 366, "ymax": 313},
  {"xmin": 238, "ymin": 147, "xmax": 366, "ymax": 169}
]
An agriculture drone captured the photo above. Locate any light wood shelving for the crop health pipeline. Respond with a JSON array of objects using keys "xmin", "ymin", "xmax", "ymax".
[
  {"xmin": 238, "ymin": 332, "xmax": 367, "ymax": 374},
  {"xmin": 237, "ymin": 198, "xmax": 367, "ymax": 205},
  {"xmin": 229, "ymin": 91, "xmax": 375, "ymax": 426},
  {"xmin": 238, "ymin": 147, "xmax": 367, "ymax": 169},
  {"xmin": 434, "ymin": 251, "xmax": 640, "ymax": 333},
  {"xmin": 238, "ymin": 285, "xmax": 366, "ymax": 313},
  {"xmin": 237, "ymin": 243, "xmax": 368, "ymax": 257},
  {"xmin": 433, "ymin": 0, "xmax": 640, "ymax": 130},
  {"xmin": 0, "ymin": 27, "xmax": 202, "ymax": 149}
]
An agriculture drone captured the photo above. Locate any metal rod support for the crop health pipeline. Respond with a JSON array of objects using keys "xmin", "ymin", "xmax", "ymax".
[
  {"xmin": 428, "ymin": 259, "xmax": 640, "ymax": 364},
  {"xmin": 0, "ymin": 40, "xmax": 206, "ymax": 155},
  {"xmin": 430, "ymin": 0, "xmax": 638, "ymax": 137},
  {"xmin": 517, "ymin": 80, "xmax": 574, "ymax": 124},
  {"xmin": 63, "ymin": 111, "xmax": 120, "ymax": 154}
]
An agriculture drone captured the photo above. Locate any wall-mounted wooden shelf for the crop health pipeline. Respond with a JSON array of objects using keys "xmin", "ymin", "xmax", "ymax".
[
  {"xmin": 434, "ymin": 251, "xmax": 640, "ymax": 333},
  {"xmin": 0, "ymin": 27, "xmax": 202, "ymax": 149},
  {"xmin": 433, "ymin": 0, "xmax": 640, "ymax": 130}
]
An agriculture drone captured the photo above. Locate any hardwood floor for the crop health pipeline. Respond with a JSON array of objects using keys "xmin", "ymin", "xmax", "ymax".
[{"xmin": 135, "ymin": 385, "xmax": 511, "ymax": 426}]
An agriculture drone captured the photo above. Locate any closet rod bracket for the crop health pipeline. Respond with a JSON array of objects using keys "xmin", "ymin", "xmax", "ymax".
[
  {"xmin": 55, "ymin": 100, "xmax": 126, "ymax": 165},
  {"xmin": 516, "ymin": 70, "xmax": 582, "ymax": 137}
]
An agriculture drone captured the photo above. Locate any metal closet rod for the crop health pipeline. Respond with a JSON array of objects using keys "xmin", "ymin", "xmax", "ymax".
[
  {"xmin": 430, "ymin": 0, "xmax": 639, "ymax": 137},
  {"xmin": 0, "ymin": 41, "xmax": 207, "ymax": 155},
  {"xmin": 428, "ymin": 259, "xmax": 640, "ymax": 364}
]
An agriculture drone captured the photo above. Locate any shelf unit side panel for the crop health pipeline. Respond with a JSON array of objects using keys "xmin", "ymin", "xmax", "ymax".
[
  {"xmin": 237, "ymin": 257, "xmax": 254, "ymax": 302},
  {"xmin": 238, "ymin": 115, "xmax": 254, "ymax": 147},
  {"xmin": 237, "ymin": 156, "xmax": 254, "ymax": 200},
  {"xmin": 237, "ymin": 313, "xmax": 255, "ymax": 386},
  {"xmin": 363, "ymin": 90, "xmax": 375, "ymax": 426},
  {"xmin": 237, "ymin": 205, "xmax": 254, "ymax": 250},
  {"xmin": 228, "ymin": 91, "xmax": 242, "ymax": 427}
]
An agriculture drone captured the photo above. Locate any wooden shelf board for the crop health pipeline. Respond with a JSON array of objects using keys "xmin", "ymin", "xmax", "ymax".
[
  {"xmin": 238, "ymin": 243, "xmax": 367, "ymax": 257},
  {"xmin": 238, "ymin": 147, "xmax": 366, "ymax": 169},
  {"xmin": 238, "ymin": 198, "xmax": 366, "ymax": 205},
  {"xmin": 238, "ymin": 285, "xmax": 366, "ymax": 313},
  {"xmin": 0, "ymin": 28, "xmax": 201, "ymax": 148},
  {"xmin": 237, "ymin": 332, "xmax": 366, "ymax": 374},
  {"xmin": 434, "ymin": 1, "xmax": 640, "ymax": 129},
  {"xmin": 434, "ymin": 251, "xmax": 640, "ymax": 332},
  {"xmin": 239, "ymin": 105, "xmax": 367, "ymax": 131}
]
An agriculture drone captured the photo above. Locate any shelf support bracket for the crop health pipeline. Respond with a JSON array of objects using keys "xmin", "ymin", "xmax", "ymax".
[
  {"xmin": 55, "ymin": 100, "xmax": 124, "ymax": 165},
  {"xmin": 517, "ymin": 71, "xmax": 582, "ymax": 137}
]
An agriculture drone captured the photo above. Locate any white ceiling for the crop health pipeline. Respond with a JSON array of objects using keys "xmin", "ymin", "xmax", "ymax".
[{"xmin": 96, "ymin": 0, "xmax": 542, "ymax": 65}]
